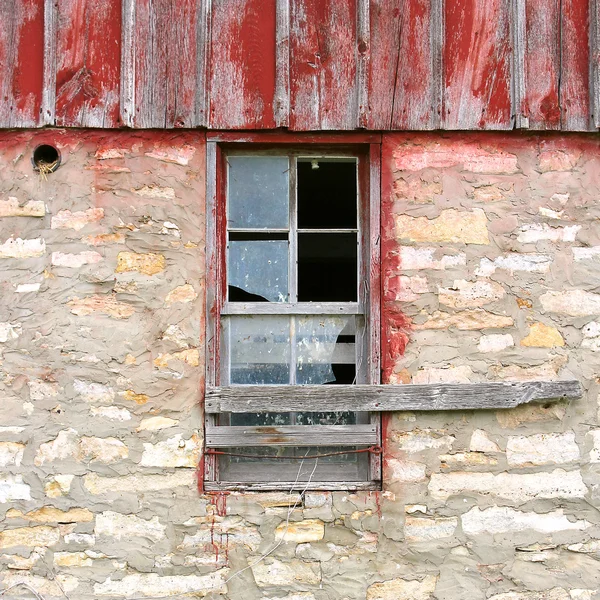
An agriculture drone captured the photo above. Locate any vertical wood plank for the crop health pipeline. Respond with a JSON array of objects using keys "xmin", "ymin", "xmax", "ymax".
[
  {"xmin": 55, "ymin": 0, "xmax": 121, "ymax": 127},
  {"xmin": 560, "ymin": 0, "xmax": 591, "ymax": 130},
  {"xmin": 195, "ymin": 0, "xmax": 212, "ymax": 127},
  {"xmin": 512, "ymin": 0, "xmax": 528, "ymax": 128},
  {"xmin": 368, "ymin": 0, "xmax": 440, "ymax": 130},
  {"xmin": 356, "ymin": 0, "xmax": 370, "ymax": 128},
  {"xmin": 443, "ymin": 0, "xmax": 512, "ymax": 129},
  {"xmin": 120, "ymin": 0, "xmax": 135, "ymax": 127},
  {"xmin": 289, "ymin": 0, "xmax": 358, "ymax": 130},
  {"xmin": 274, "ymin": 0, "xmax": 290, "ymax": 127},
  {"xmin": 209, "ymin": 0, "xmax": 277, "ymax": 129},
  {"xmin": 594, "ymin": 0, "xmax": 600, "ymax": 128},
  {"xmin": 523, "ymin": 0, "xmax": 561, "ymax": 129},
  {"xmin": 42, "ymin": 0, "xmax": 57, "ymax": 125},
  {"xmin": 132, "ymin": 0, "xmax": 201, "ymax": 128},
  {"xmin": 0, "ymin": 1, "xmax": 45, "ymax": 127}
]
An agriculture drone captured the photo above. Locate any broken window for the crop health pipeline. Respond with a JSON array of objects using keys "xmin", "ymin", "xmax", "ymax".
[{"xmin": 205, "ymin": 144, "xmax": 380, "ymax": 490}]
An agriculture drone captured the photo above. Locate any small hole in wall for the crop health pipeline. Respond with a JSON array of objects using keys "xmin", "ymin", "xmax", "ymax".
[{"xmin": 32, "ymin": 144, "xmax": 61, "ymax": 174}]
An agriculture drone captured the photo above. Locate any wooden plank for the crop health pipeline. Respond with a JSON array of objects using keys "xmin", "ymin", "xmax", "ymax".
[
  {"xmin": 132, "ymin": 0, "xmax": 201, "ymax": 128},
  {"xmin": 0, "ymin": 0, "xmax": 45, "ymax": 127},
  {"xmin": 368, "ymin": 0, "xmax": 439, "ymax": 129},
  {"xmin": 512, "ymin": 0, "xmax": 528, "ymax": 128},
  {"xmin": 195, "ymin": 0, "xmax": 212, "ymax": 127},
  {"xmin": 560, "ymin": 0, "xmax": 591, "ymax": 130},
  {"xmin": 120, "ymin": 0, "xmax": 135, "ymax": 127},
  {"xmin": 274, "ymin": 0, "xmax": 290, "ymax": 127},
  {"xmin": 42, "ymin": 0, "xmax": 57, "ymax": 125},
  {"xmin": 205, "ymin": 381, "xmax": 582, "ymax": 413},
  {"xmin": 204, "ymin": 480, "xmax": 379, "ymax": 491},
  {"xmin": 289, "ymin": 0, "xmax": 358, "ymax": 130},
  {"xmin": 222, "ymin": 302, "xmax": 362, "ymax": 315},
  {"xmin": 443, "ymin": 0, "xmax": 512, "ymax": 129},
  {"xmin": 593, "ymin": 0, "xmax": 600, "ymax": 128},
  {"xmin": 206, "ymin": 131, "xmax": 382, "ymax": 143},
  {"xmin": 523, "ymin": 0, "xmax": 561, "ymax": 129},
  {"xmin": 209, "ymin": 0, "xmax": 277, "ymax": 129},
  {"xmin": 206, "ymin": 424, "xmax": 378, "ymax": 446},
  {"xmin": 55, "ymin": 0, "xmax": 121, "ymax": 127}
]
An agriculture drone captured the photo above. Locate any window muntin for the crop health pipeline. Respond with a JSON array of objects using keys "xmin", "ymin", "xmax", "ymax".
[{"xmin": 205, "ymin": 146, "xmax": 380, "ymax": 490}]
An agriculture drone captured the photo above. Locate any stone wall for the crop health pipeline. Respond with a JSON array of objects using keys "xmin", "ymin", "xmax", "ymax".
[{"xmin": 0, "ymin": 130, "xmax": 599, "ymax": 600}]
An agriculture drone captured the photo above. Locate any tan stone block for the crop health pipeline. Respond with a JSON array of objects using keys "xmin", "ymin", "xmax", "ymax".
[
  {"xmin": 539, "ymin": 149, "xmax": 581, "ymax": 172},
  {"xmin": 395, "ymin": 209, "xmax": 489, "ymax": 245},
  {"xmin": 469, "ymin": 430, "xmax": 500, "ymax": 452},
  {"xmin": 0, "ymin": 475, "xmax": 30, "ymax": 503},
  {"xmin": 412, "ymin": 366, "xmax": 472, "ymax": 384},
  {"xmin": 0, "ymin": 237, "xmax": 46, "ymax": 258},
  {"xmin": 82, "ymin": 232, "xmax": 126, "ymax": 246},
  {"xmin": 165, "ymin": 284, "xmax": 198, "ymax": 304},
  {"xmin": 438, "ymin": 279, "xmax": 505, "ymax": 309},
  {"xmin": 367, "ymin": 575, "xmax": 438, "ymax": 600},
  {"xmin": 53, "ymin": 551, "xmax": 93, "ymax": 567},
  {"xmin": 540, "ymin": 290, "xmax": 600, "ymax": 317},
  {"xmin": 1, "ymin": 574, "xmax": 78, "ymax": 596},
  {"xmin": 35, "ymin": 429, "xmax": 78, "ymax": 466},
  {"xmin": 145, "ymin": 144, "xmax": 196, "ymax": 166},
  {"xmin": 83, "ymin": 471, "xmax": 195, "ymax": 495},
  {"xmin": 415, "ymin": 309, "xmax": 513, "ymax": 331},
  {"xmin": 472, "ymin": 183, "xmax": 512, "ymax": 202},
  {"xmin": 115, "ymin": 251, "xmax": 166, "ymax": 275},
  {"xmin": 181, "ymin": 515, "xmax": 261, "ymax": 551},
  {"xmin": 0, "ymin": 526, "xmax": 60, "ymax": 549},
  {"xmin": 489, "ymin": 356, "xmax": 565, "ymax": 382},
  {"xmin": 0, "ymin": 197, "xmax": 45, "ymax": 217},
  {"xmin": 275, "ymin": 519, "xmax": 324, "ymax": 543},
  {"xmin": 506, "ymin": 431, "xmax": 579, "ymax": 466},
  {"xmin": 77, "ymin": 437, "xmax": 128, "ymax": 463},
  {"xmin": 521, "ymin": 322, "xmax": 565, "ymax": 347},
  {"xmin": 68, "ymin": 294, "xmax": 135, "ymax": 319},
  {"xmin": 122, "ymin": 390, "xmax": 149, "ymax": 404},
  {"xmin": 399, "ymin": 247, "xmax": 466, "ymax": 270},
  {"xmin": 1, "ymin": 548, "xmax": 45, "ymax": 569},
  {"xmin": 51, "ymin": 208, "xmax": 104, "ymax": 230},
  {"xmin": 0, "ymin": 322, "xmax": 22, "ymax": 342},
  {"xmin": 51, "ymin": 251, "xmax": 103, "ymax": 268},
  {"xmin": 478, "ymin": 333, "xmax": 514, "ymax": 353},
  {"xmin": 386, "ymin": 458, "xmax": 427, "ymax": 483},
  {"xmin": 252, "ymin": 558, "xmax": 321, "ymax": 587},
  {"xmin": 95, "ymin": 511, "xmax": 165, "ymax": 542},
  {"xmin": 393, "ymin": 177, "xmax": 442, "ymax": 203},
  {"xmin": 6, "ymin": 507, "xmax": 93, "ymax": 523},
  {"xmin": 136, "ymin": 416, "xmax": 178, "ymax": 432},
  {"xmin": 131, "ymin": 185, "xmax": 175, "ymax": 199},
  {"xmin": 153, "ymin": 348, "xmax": 200, "ymax": 368},
  {"xmin": 391, "ymin": 429, "xmax": 454, "ymax": 452},
  {"xmin": 44, "ymin": 475, "xmax": 74, "ymax": 498},
  {"xmin": 496, "ymin": 402, "xmax": 567, "ymax": 428},
  {"xmin": 439, "ymin": 453, "xmax": 498, "ymax": 467}
]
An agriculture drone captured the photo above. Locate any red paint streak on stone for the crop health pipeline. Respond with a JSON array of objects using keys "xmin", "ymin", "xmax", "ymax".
[{"xmin": 210, "ymin": 492, "xmax": 229, "ymax": 517}]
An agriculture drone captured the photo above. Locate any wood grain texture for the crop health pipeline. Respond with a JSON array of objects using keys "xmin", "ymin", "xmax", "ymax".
[
  {"xmin": 55, "ymin": 0, "xmax": 121, "ymax": 127},
  {"xmin": 594, "ymin": 0, "xmax": 600, "ymax": 128},
  {"xmin": 206, "ymin": 424, "xmax": 378, "ymax": 446},
  {"xmin": 443, "ymin": 0, "xmax": 512, "ymax": 129},
  {"xmin": 205, "ymin": 381, "xmax": 582, "ymax": 413},
  {"xmin": 209, "ymin": 0, "xmax": 277, "ymax": 129},
  {"xmin": 523, "ymin": 0, "xmax": 561, "ymax": 129},
  {"xmin": 132, "ymin": 0, "xmax": 201, "ymax": 128},
  {"xmin": 368, "ymin": 0, "xmax": 439, "ymax": 129},
  {"xmin": 0, "ymin": 0, "xmax": 45, "ymax": 127},
  {"xmin": 289, "ymin": 0, "xmax": 358, "ymax": 130},
  {"xmin": 560, "ymin": 0, "xmax": 591, "ymax": 130},
  {"xmin": 204, "ymin": 480, "xmax": 379, "ymax": 491}
]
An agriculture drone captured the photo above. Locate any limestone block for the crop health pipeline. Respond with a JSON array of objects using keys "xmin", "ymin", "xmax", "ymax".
[
  {"xmin": 412, "ymin": 366, "xmax": 473, "ymax": 384},
  {"xmin": 517, "ymin": 223, "xmax": 580, "ymax": 243},
  {"xmin": 132, "ymin": 185, "xmax": 175, "ymax": 199},
  {"xmin": 539, "ymin": 149, "xmax": 580, "ymax": 172},
  {"xmin": 395, "ymin": 209, "xmax": 489, "ymax": 244},
  {"xmin": 51, "ymin": 251, "xmax": 103, "ymax": 268},
  {"xmin": 476, "ymin": 254, "xmax": 552, "ymax": 276},
  {"xmin": 28, "ymin": 380, "xmax": 59, "ymax": 400},
  {"xmin": 0, "ymin": 574, "xmax": 78, "ymax": 597},
  {"xmin": 439, "ymin": 279, "xmax": 505, "ymax": 308},
  {"xmin": 83, "ymin": 471, "xmax": 195, "ymax": 495},
  {"xmin": 73, "ymin": 379, "xmax": 115, "ymax": 403},
  {"xmin": 415, "ymin": 309, "xmax": 513, "ymax": 330},
  {"xmin": 95, "ymin": 511, "xmax": 166, "ymax": 542},
  {"xmin": 506, "ymin": 431, "xmax": 580, "ymax": 466},
  {"xmin": 153, "ymin": 348, "xmax": 200, "ymax": 369},
  {"xmin": 140, "ymin": 434, "xmax": 200, "ymax": 468},
  {"xmin": 462, "ymin": 506, "xmax": 590, "ymax": 535},
  {"xmin": 489, "ymin": 588, "xmax": 570, "ymax": 600},
  {"xmin": 51, "ymin": 208, "xmax": 104, "ymax": 230},
  {"xmin": 366, "ymin": 574, "xmax": 438, "ymax": 600},
  {"xmin": 399, "ymin": 246, "xmax": 466, "ymax": 270},
  {"xmin": 165, "ymin": 284, "xmax": 197, "ymax": 304},
  {"xmin": 136, "ymin": 416, "xmax": 178, "ymax": 432},
  {"xmin": 586, "ymin": 430, "xmax": 600, "ymax": 463},
  {"xmin": 386, "ymin": 459, "xmax": 427, "ymax": 483},
  {"xmin": 469, "ymin": 430, "xmax": 500, "ymax": 452},
  {"xmin": 439, "ymin": 453, "xmax": 498, "ymax": 467},
  {"xmin": 6, "ymin": 507, "xmax": 93, "ymax": 523},
  {"xmin": 0, "ymin": 237, "xmax": 46, "ymax": 258},
  {"xmin": 521, "ymin": 323, "xmax": 565, "ymax": 347},
  {"xmin": 90, "ymin": 406, "xmax": 132, "ymax": 421},
  {"xmin": 44, "ymin": 475, "xmax": 74, "ymax": 498},
  {"xmin": 393, "ymin": 177, "xmax": 442, "ymax": 203},
  {"xmin": 53, "ymin": 551, "xmax": 93, "ymax": 567},
  {"xmin": 429, "ymin": 469, "xmax": 587, "ymax": 502},
  {"xmin": 121, "ymin": 390, "xmax": 149, "ymax": 405},
  {"xmin": 275, "ymin": 519, "xmax": 325, "ymax": 543},
  {"xmin": 0, "ymin": 526, "xmax": 60, "ymax": 549},
  {"xmin": 391, "ymin": 429, "xmax": 455, "ymax": 453},
  {"xmin": 581, "ymin": 322, "xmax": 600, "ymax": 352},
  {"xmin": 0, "ymin": 197, "xmax": 45, "ymax": 217},
  {"xmin": 78, "ymin": 436, "xmax": 129, "ymax": 463},
  {"xmin": 68, "ymin": 294, "xmax": 135, "ymax": 318},
  {"xmin": 94, "ymin": 572, "xmax": 228, "ymax": 597},
  {"xmin": 0, "ymin": 475, "xmax": 31, "ymax": 503},
  {"xmin": 145, "ymin": 143, "xmax": 196, "ymax": 165},
  {"xmin": 540, "ymin": 290, "xmax": 600, "ymax": 317},
  {"xmin": 82, "ymin": 232, "xmax": 125, "ymax": 245},
  {"xmin": 0, "ymin": 442, "xmax": 25, "ymax": 467},
  {"xmin": 252, "ymin": 558, "xmax": 321, "ymax": 587},
  {"xmin": 404, "ymin": 516, "xmax": 457, "ymax": 542},
  {"xmin": 116, "ymin": 251, "xmax": 166, "ymax": 275},
  {"xmin": 181, "ymin": 516, "xmax": 261, "ymax": 551},
  {"xmin": 35, "ymin": 429, "xmax": 78, "ymax": 466},
  {"xmin": 0, "ymin": 322, "xmax": 22, "ymax": 343},
  {"xmin": 478, "ymin": 334, "xmax": 514, "ymax": 353}
]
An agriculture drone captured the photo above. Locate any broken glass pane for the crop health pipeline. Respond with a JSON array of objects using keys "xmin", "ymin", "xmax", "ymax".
[
  {"xmin": 227, "ymin": 316, "xmax": 290, "ymax": 384},
  {"xmin": 228, "ymin": 156, "xmax": 289, "ymax": 229},
  {"xmin": 296, "ymin": 316, "xmax": 356, "ymax": 385},
  {"xmin": 228, "ymin": 240, "xmax": 289, "ymax": 302}
]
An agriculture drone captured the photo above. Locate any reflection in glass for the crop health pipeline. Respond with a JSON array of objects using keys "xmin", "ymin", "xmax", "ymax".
[
  {"xmin": 228, "ymin": 316, "xmax": 290, "ymax": 385},
  {"xmin": 228, "ymin": 240, "xmax": 288, "ymax": 302},
  {"xmin": 228, "ymin": 156, "xmax": 289, "ymax": 229}
]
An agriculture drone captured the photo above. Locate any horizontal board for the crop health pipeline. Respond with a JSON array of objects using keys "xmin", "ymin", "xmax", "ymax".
[
  {"xmin": 206, "ymin": 424, "xmax": 378, "ymax": 446},
  {"xmin": 205, "ymin": 380, "xmax": 582, "ymax": 413},
  {"xmin": 204, "ymin": 480, "xmax": 379, "ymax": 491},
  {"xmin": 222, "ymin": 302, "xmax": 362, "ymax": 315}
]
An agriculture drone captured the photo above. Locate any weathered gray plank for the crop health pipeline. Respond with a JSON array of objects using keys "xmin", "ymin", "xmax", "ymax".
[
  {"xmin": 205, "ymin": 380, "xmax": 582, "ymax": 413},
  {"xmin": 206, "ymin": 424, "xmax": 378, "ymax": 447},
  {"xmin": 204, "ymin": 480, "xmax": 379, "ymax": 491},
  {"xmin": 222, "ymin": 302, "xmax": 361, "ymax": 315},
  {"xmin": 593, "ymin": 0, "xmax": 600, "ymax": 128}
]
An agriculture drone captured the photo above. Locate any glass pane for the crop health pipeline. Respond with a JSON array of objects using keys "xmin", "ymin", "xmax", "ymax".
[
  {"xmin": 298, "ymin": 233, "xmax": 358, "ymax": 301},
  {"xmin": 228, "ymin": 240, "xmax": 288, "ymax": 302},
  {"xmin": 228, "ymin": 316, "xmax": 290, "ymax": 384},
  {"xmin": 297, "ymin": 160, "xmax": 357, "ymax": 229},
  {"xmin": 228, "ymin": 156, "xmax": 289, "ymax": 229},
  {"xmin": 296, "ymin": 316, "xmax": 356, "ymax": 385}
]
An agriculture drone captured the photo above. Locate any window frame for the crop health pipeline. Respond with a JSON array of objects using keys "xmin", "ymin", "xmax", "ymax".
[{"xmin": 204, "ymin": 134, "xmax": 381, "ymax": 491}]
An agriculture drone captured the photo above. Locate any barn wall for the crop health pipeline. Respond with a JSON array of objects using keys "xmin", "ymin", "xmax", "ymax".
[{"xmin": 0, "ymin": 130, "xmax": 599, "ymax": 599}]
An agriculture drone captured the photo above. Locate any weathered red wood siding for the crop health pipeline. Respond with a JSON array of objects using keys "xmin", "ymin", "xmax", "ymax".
[{"xmin": 0, "ymin": 0, "xmax": 598, "ymax": 131}]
